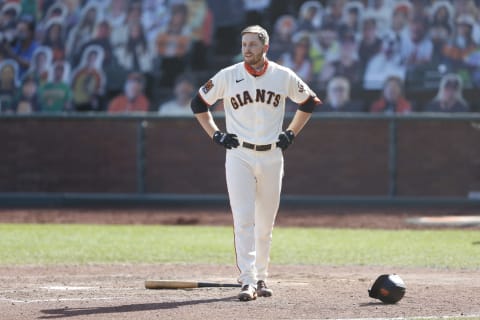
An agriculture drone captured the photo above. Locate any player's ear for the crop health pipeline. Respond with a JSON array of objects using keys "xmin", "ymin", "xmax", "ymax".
[{"xmin": 263, "ymin": 44, "xmax": 269, "ymax": 54}]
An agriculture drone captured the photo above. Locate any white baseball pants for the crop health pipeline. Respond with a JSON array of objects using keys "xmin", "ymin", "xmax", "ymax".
[{"xmin": 225, "ymin": 146, "xmax": 284, "ymax": 286}]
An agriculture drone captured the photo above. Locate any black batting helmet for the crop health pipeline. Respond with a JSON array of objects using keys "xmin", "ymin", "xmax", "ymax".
[{"xmin": 368, "ymin": 274, "xmax": 406, "ymax": 304}]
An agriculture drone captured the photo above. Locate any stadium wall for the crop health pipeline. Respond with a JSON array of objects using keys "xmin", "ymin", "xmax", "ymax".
[{"xmin": 1, "ymin": 114, "xmax": 480, "ymax": 200}]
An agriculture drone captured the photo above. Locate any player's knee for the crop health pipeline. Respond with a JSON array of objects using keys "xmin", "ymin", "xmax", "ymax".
[
  {"xmin": 235, "ymin": 218, "xmax": 254, "ymax": 230},
  {"xmin": 256, "ymin": 229, "xmax": 273, "ymax": 242}
]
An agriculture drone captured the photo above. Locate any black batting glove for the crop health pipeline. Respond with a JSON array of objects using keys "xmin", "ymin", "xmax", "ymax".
[
  {"xmin": 277, "ymin": 130, "xmax": 295, "ymax": 151},
  {"xmin": 212, "ymin": 131, "xmax": 239, "ymax": 149}
]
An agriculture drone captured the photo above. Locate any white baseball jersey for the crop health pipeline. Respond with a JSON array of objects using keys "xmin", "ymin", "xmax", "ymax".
[{"xmin": 199, "ymin": 60, "xmax": 317, "ymax": 144}]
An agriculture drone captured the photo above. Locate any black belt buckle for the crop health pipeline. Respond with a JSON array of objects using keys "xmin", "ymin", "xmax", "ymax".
[
  {"xmin": 242, "ymin": 142, "xmax": 255, "ymax": 150},
  {"xmin": 242, "ymin": 142, "xmax": 271, "ymax": 151},
  {"xmin": 256, "ymin": 144, "xmax": 272, "ymax": 151}
]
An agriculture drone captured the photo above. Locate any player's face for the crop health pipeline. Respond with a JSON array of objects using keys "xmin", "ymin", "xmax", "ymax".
[{"xmin": 242, "ymin": 33, "xmax": 267, "ymax": 68}]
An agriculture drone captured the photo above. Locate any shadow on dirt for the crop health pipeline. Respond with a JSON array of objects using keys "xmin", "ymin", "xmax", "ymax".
[
  {"xmin": 38, "ymin": 296, "xmax": 237, "ymax": 319},
  {"xmin": 358, "ymin": 301, "xmax": 389, "ymax": 307}
]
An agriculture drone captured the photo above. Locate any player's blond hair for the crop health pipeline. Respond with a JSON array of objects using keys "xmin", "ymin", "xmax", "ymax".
[{"xmin": 241, "ymin": 25, "xmax": 270, "ymax": 45}]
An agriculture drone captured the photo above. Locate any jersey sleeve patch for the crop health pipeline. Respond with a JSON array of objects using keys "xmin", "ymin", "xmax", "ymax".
[
  {"xmin": 287, "ymin": 70, "xmax": 314, "ymax": 104},
  {"xmin": 297, "ymin": 80, "xmax": 305, "ymax": 94},
  {"xmin": 201, "ymin": 79, "xmax": 214, "ymax": 94}
]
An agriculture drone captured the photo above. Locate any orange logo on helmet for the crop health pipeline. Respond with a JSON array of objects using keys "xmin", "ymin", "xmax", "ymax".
[{"xmin": 380, "ymin": 288, "xmax": 390, "ymax": 296}]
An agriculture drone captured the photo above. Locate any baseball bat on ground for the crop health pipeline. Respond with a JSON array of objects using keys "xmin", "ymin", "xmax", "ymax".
[{"xmin": 145, "ymin": 280, "xmax": 242, "ymax": 289}]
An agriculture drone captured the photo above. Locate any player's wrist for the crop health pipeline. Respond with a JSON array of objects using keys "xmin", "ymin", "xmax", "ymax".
[
  {"xmin": 277, "ymin": 130, "xmax": 295, "ymax": 151},
  {"xmin": 212, "ymin": 130, "xmax": 222, "ymax": 140},
  {"xmin": 285, "ymin": 129, "xmax": 295, "ymax": 140},
  {"xmin": 212, "ymin": 131, "xmax": 225, "ymax": 145}
]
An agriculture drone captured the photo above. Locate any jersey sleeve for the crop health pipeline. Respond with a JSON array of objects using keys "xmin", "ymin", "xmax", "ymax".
[
  {"xmin": 198, "ymin": 69, "xmax": 226, "ymax": 106},
  {"xmin": 286, "ymin": 70, "xmax": 317, "ymax": 105}
]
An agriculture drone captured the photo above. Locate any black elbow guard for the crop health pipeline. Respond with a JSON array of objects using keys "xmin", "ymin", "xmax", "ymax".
[
  {"xmin": 191, "ymin": 93, "xmax": 209, "ymax": 114},
  {"xmin": 299, "ymin": 96, "xmax": 322, "ymax": 113}
]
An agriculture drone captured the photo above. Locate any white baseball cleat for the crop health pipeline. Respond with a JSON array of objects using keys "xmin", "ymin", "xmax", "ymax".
[
  {"xmin": 238, "ymin": 284, "xmax": 257, "ymax": 301},
  {"xmin": 256, "ymin": 280, "xmax": 273, "ymax": 297}
]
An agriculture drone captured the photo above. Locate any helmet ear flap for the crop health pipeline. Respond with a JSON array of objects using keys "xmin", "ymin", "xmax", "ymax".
[
  {"xmin": 369, "ymin": 274, "xmax": 406, "ymax": 304},
  {"xmin": 368, "ymin": 274, "xmax": 390, "ymax": 299}
]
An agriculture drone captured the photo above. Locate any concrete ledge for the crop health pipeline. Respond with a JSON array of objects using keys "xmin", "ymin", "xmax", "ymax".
[{"xmin": 406, "ymin": 216, "xmax": 480, "ymax": 227}]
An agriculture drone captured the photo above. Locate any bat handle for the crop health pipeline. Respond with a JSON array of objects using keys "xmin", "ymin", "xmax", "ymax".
[{"xmin": 197, "ymin": 282, "xmax": 241, "ymax": 288}]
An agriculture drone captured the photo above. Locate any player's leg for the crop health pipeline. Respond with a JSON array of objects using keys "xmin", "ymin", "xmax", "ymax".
[
  {"xmin": 254, "ymin": 148, "xmax": 284, "ymax": 289},
  {"xmin": 225, "ymin": 149, "xmax": 257, "ymax": 288}
]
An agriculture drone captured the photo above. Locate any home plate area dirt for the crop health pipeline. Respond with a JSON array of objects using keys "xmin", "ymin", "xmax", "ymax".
[
  {"xmin": 0, "ymin": 264, "xmax": 479, "ymax": 319},
  {"xmin": 0, "ymin": 205, "xmax": 479, "ymax": 319}
]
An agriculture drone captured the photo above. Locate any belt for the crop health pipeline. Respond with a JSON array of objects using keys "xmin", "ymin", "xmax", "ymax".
[{"xmin": 242, "ymin": 141, "xmax": 274, "ymax": 151}]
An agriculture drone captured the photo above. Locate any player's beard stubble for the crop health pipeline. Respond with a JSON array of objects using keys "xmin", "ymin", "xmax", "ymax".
[{"xmin": 243, "ymin": 50, "xmax": 265, "ymax": 70}]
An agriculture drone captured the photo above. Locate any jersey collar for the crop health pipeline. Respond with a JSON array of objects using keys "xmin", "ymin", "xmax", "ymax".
[{"xmin": 244, "ymin": 58, "xmax": 269, "ymax": 77}]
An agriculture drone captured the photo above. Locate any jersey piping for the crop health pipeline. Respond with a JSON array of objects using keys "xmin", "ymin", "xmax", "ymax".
[{"xmin": 244, "ymin": 59, "xmax": 269, "ymax": 77}]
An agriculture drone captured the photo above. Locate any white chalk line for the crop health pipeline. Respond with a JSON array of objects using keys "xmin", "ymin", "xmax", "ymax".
[
  {"xmin": 39, "ymin": 286, "xmax": 98, "ymax": 290},
  {"xmin": 334, "ymin": 316, "xmax": 480, "ymax": 320},
  {"xmin": 0, "ymin": 287, "xmax": 136, "ymax": 294},
  {"xmin": 0, "ymin": 296, "xmax": 122, "ymax": 304},
  {"xmin": 0, "ymin": 285, "xmax": 139, "ymax": 304}
]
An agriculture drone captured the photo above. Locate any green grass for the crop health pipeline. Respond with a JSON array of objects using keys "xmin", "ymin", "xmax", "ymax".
[{"xmin": 0, "ymin": 224, "xmax": 479, "ymax": 268}]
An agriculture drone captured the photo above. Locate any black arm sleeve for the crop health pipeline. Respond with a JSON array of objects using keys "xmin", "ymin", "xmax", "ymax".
[
  {"xmin": 190, "ymin": 93, "xmax": 209, "ymax": 114},
  {"xmin": 298, "ymin": 96, "xmax": 322, "ymax": 113}
]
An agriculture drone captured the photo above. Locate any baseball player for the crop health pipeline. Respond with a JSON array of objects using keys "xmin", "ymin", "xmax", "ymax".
[{"xmin": 191, "ymin": 25, "xmax": 321, "ymax": 301}]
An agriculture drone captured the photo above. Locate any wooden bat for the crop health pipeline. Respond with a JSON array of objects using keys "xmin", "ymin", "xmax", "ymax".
[{"xmin": 145, "ymin": 280, "xmax": 241, "ymax": 289}]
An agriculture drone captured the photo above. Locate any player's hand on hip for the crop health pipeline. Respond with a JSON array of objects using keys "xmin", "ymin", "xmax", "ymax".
[
  {"xmin": 212, "ymin": 131, "xmax": 240, "ymax": 149},
  {"xmin": 276, "ymin": 130, "xmax": 295, "ymax": 151}
]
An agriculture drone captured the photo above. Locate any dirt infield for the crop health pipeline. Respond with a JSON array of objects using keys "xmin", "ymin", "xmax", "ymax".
[
  {"xmin": 1, "ymin": 205, "xmax": 480, "ymax": 319},
  {"xmin": 2, "ymin": 204, "xmax": 480, "ymax": 229},
  {"xmin": 1, "ymin": 264, "xmax": 479, "ymax": 320}
]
